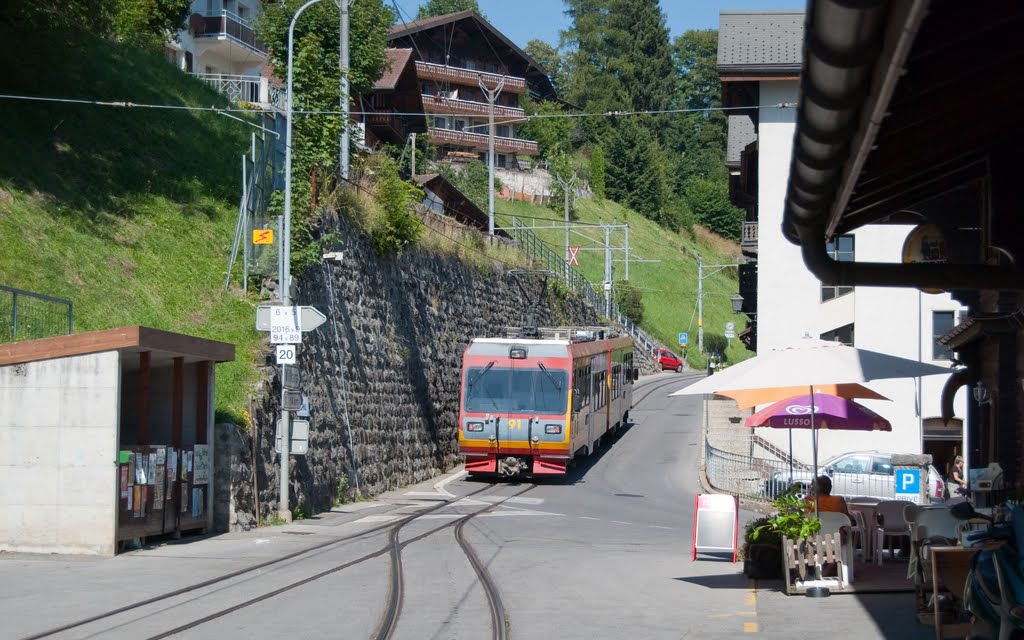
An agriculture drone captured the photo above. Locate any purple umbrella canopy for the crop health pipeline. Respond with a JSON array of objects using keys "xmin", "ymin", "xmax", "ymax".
[{"xmin": 745, "ymin": 393, "xmax": 892, "ymax": 432}]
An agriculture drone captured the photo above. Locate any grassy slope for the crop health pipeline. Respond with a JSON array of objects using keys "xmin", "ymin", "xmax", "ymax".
[
  {"xmin": 0, "ymin": 21, "xmax": 261, "ymax": 420},
  {"xmin": 495, "ymin": 198, "xmax": 750, "ymax": 368}
]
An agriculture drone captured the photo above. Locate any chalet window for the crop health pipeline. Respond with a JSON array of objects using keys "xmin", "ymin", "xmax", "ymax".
[
  {"xmin": 496, "ymin": 125, "xmax": 510, "ymax": 138},
  {"xmin": 933, "ymin": 311, "xmax": 956, "ymax": 360},
  {"xmin": 422, "ymin": 83, "xmax": 434, "ymax": 96},
  {"xmin": 820, "ymin": 323, "xmax": 854, "ymax": 346},
  {"xmin": 454, "ymin": 120, "xmax": 466, "ymax": 132},
  {"xmin": 821, "ymin": 235, "xmax": 855, "ymax": 301}
]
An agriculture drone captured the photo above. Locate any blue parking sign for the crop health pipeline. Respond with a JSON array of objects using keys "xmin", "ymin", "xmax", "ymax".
[
  {"xmin": 895, "ymin": 469, "xmax": 920, "ymax": 495},
  {"xmin": 679, "ymin": 332, "xmax": 688, "ymax": 346}
]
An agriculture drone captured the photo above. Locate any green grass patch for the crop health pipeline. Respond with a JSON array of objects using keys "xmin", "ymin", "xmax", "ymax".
[
  {"xmin": 495, "ymin": 198, "xmax": 751, "ymax": 368},
  {"xmin": 0, "ymin": 20, "xmax": 263, "ymax": 420}
]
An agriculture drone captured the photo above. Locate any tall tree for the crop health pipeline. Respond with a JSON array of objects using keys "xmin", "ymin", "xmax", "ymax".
[
  {"xmin": 606, "ymin": 0, "xmax": 676, "ymax": 113},
  {"xmin": 415, "ymin": 0, "xmax": 481, "ymax": 19},
  {"xmin": 258, "ymin": 0, "xmax": 393, "ymax": 266},
  {"xmin": 525, "ymin": 39, "xmax": 563, "ymax": 93}
]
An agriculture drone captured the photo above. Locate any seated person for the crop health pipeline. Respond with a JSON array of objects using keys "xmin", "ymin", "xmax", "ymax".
[{"xmin": 805, "ymin": 475, "xmax": 851, "ymax": 518}]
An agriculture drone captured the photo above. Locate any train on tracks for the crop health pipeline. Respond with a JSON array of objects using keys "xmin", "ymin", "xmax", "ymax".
[{"xmin": 458, "ymin": 326, "xmax": 637, "ymax": 478}]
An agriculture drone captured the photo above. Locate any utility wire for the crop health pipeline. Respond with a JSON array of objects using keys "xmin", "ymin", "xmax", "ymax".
[{"xmin": 0, "ymin": 92, "xmax": 795, "ymax": 120}]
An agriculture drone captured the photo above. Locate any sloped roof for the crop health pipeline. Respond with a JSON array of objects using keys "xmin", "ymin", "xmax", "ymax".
[
  {"xmin": 388, "ymin": 10, "xmax": 556, "ymax": 99},
  {"xmin": 717, "ymin": 10, "xmax": 804, "ymax": 73},
  {"xmin": 374, "ymin": 48, "xmax": 414, "ymax": 90}
]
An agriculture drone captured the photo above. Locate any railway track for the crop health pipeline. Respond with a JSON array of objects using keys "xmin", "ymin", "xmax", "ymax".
[
  {"xmin": 632, "ymin": 372, "xmax": 703, "ymax": 407},
  {"xmin": 24, "ymin": 483, "xmax": 534, "ymax": 640},
  {"xmin": 371, "ymin": 484, "xmax": 536, "ymax": 640},
  {"xmin": 22, "ymin": 484, "xmax": 492, "ymax": 640}
]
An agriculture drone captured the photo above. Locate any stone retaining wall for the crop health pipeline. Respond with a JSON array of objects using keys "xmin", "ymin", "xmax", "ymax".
[{"xmin": 216, "ymin": 210, "xmax": 603, "ymax": 528}]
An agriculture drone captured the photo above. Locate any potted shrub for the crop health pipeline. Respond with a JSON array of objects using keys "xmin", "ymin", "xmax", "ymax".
[{"xmin": 743, "ymin": 489, "xmax": 821, "ymax": 579}]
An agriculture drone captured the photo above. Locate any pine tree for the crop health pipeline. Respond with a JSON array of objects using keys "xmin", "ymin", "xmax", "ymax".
[{"xmin": 607, "ymin": 0, "xmax": 677, "ymax": 113}]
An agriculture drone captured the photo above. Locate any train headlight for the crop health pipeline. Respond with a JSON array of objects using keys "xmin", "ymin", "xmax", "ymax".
[
  {"xmin": 544, "ymin": 424, "xmax": 562, "ymax": 434},
  {"xmin": 466, "ymin": 422, "xmax": 484, "ymax": 432}
]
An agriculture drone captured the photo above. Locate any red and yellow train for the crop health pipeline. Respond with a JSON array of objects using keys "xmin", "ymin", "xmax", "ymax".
[{"xmin": 458, "ymin": 328, "xmax": 636, "ymax": 477}]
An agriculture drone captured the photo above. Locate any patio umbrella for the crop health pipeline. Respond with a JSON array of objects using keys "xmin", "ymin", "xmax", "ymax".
[
  {"xmin": 745, "ymin": 393, "xmax": 893, "ymax": 512},
  {"xmin": 671, "ymin": 336, "xmax": 953, "ymax": 516},
  {"xmin": 717, "ymin": 383, "xmax": 888, "ymax": 410}
]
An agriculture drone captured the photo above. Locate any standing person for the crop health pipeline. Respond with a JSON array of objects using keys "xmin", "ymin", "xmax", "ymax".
[{"xmin": 948, "ymin": 455, "xmax": 966, "ymax": 496}]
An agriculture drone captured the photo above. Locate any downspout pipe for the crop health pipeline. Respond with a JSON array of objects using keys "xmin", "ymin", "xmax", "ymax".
[
  {"xmin": 941, "ymin": 369, "xmax": 972, "ymax": 426},
  {"xmin": 797, "ymin": 221, "xmax": 1024, "ymax": 290}
]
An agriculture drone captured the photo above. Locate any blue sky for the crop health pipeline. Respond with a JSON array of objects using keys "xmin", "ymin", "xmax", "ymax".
[{"xmin": 391, "ymin": 1, "xmax": 804, "ymax": 48}]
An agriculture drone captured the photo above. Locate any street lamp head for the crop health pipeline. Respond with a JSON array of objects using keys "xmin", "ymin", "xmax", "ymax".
[{"xmin": 731, "ymin": 293, "xmax": 744, "ymax": 313}]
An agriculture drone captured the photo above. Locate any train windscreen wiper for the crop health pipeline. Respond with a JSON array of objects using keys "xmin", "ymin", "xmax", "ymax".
[
  {"xmin": 468, "ymin": 361, "xmax": 495, "ymax": 388},
  {"xmin": 537, "ymin": 362, "xmax": 561, "ymax": 390}
]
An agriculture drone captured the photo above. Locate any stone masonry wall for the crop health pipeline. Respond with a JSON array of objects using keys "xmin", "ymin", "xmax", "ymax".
[{"xmin": 216, "ymin": 210, "xmax": 600, "ymax": 529}]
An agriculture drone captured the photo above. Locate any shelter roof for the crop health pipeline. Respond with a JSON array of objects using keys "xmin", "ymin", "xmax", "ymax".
[{"xmin": 0, "ymin": 326, "xmax": 235, "ymax": 367}]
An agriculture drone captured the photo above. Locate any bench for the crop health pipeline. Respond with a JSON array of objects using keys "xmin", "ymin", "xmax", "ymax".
[{"xmin": 782, "ymin": 532, "xmax": 847, "ymax": 595}]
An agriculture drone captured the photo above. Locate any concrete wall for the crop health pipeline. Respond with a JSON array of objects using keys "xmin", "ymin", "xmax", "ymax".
[
  {"xmin": 0, "ymin": 352, "xmax": 120, "ymax": 555},
  {"xmin": 753, "ymin": 81, "xmax": 968, "ymax": 463}
]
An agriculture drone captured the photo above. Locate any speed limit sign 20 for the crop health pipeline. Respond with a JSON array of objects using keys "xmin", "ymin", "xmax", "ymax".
[{"xmin": 276, "ymin": 345, "xmax": 297, "ymax": 365}]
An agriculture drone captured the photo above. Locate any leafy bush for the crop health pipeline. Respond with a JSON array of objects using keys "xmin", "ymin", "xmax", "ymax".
[
  {"xmin": 614, "ymin": 281, "xmax": 644, "ymax": 322},
  {"xmin": 703, "ymin": 333, "xmax": 728, "ymax": 361},
  {"xmin": 369, "ymin": 156, "xmax": 423, "ymax": 256},
  {"xmin": 683, "ymin": 178, "xmax": 744, "ymax": 240},
  {"xmin": 751, "ymin": 488, "xmax": 821, "ymax": 543}
]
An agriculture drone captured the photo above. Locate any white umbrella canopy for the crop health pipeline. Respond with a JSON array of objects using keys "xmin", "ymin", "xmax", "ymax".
[{"xmin": 670, "ymin": 337, "xmax": 953, "ymax": 398}]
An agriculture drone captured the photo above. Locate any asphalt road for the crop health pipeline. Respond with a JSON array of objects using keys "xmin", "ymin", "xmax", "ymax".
[{"xmin": 1, "ymin": 373, "xmax": 934, "ymax": 640}]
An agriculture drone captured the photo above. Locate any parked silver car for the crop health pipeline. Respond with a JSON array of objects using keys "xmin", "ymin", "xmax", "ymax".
[{"xmin": 765, "ymin": 451, "xmax": 945, "ymax": 502}]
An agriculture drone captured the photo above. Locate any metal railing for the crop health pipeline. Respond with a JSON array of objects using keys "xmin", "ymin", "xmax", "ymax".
[
  {"xmin": 193, "ymin": 73, "xmax": 261, "ymax": 104},
  {"xmin": 705, "ymin": 436, "xmax": 926, "ymax": 503},
  {"xmin": 0, "ymin": 285, "xmax": 73, "ymax": 343},
  {"xmin": 192, "ymin": 73, "xmax": 286, "ymax": 111},
  {"xmin": 506, "ymin": 217, "xmax": 660, "ymax": 355},
  {"xmin": 193, "ymin": 10, "xmax": 266, "ymax": 54}
]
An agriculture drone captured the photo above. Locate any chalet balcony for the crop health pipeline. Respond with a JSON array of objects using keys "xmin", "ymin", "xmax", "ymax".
[
  {"xmin": 421, "ymin": 94, "xmax": 524, "ymax": 120},
  {"xmin": 414, "ymin": 61, "xmax": 527, "ymax": 94},
  {"xmin": 192, "ymin": 73, "xmax": 284, "ymax": 110},
  {"xmin": 741, "ymin": 221, "xmax": 758, "ymax": 252},
  {"xmin": 428, "ymin": 127, "xmax": 538, "ymax": 155},
  {"xmin": 190, "ymin": 11, "xmax": 266, "ymax": 56}
]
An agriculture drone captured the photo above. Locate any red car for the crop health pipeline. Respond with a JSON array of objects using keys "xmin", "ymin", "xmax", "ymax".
[{"xmin": 655, "ymin": 349, "xmax": 684, "ymax": 372}]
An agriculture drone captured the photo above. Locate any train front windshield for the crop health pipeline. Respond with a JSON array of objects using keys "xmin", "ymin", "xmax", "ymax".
[{"xmin": 464, "ymin": 366, "xmax": 568, "ymax": 414}]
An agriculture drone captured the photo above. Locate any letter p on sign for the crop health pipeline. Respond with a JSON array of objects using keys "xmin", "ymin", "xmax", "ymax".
[{"xmin": 895, "ymin": 469, "xmax": 920, "ymax": 495}]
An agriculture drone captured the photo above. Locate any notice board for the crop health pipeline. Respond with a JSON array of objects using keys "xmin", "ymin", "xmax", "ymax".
[{"xmin": 691, "ymin": 494, "xmax": 739, "ymax": 562}]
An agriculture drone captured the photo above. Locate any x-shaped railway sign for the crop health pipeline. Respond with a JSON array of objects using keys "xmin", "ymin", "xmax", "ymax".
[{"xmin": 567, "ymin": 246, "xmax": 580, "ymax": 267}]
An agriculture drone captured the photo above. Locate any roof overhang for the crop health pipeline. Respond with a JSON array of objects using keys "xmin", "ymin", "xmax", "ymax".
[
  {"xmin": 781, "ymin": 0, "xmax": 1024, "ymax": 291},
  {"xmin": 0, "ymin": 326, "xmax": 235, "ymax": 367}
]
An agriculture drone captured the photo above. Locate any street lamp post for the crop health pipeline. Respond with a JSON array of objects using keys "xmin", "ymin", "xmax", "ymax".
[{"xmin": 280, "ymin": 0, "xmax": 324, "ymax": 523}]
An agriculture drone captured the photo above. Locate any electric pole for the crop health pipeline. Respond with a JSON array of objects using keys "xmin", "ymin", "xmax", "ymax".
[
  {"xmin": 555, "ymin": 172, "xmax": 577, "ymax": 282},
  {"xmin": 624, "ymin": 225, "xmax": 630, "ymax": 281},
  {"xmin": 410, "ymin": 132, "xmax": 416, "ymax": 181},
  {"xmin": 604, "ymin": 224, "xmax": 612, "ymax": 317},
  {"xmin": 697, "ymin": 255, "xmax": 704, "ymax": 353},
  {"xmin": 339, "ymin": 0, "xmax": 352, "ymax": 181},
  {"xmin": 478, "ymin": 76, "xmax": 505, "ymax": 236}
]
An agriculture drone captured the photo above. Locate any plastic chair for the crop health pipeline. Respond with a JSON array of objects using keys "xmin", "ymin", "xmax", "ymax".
[
  {"xmin": 874, "ymin": 500, "xmax": 914, "ymax": 565},
  {"xmin": 817, "ymin": 511, "xmax": 856, "ymax": 583},
  {"xmin": 849, "ymin": 509, "xmax": 872, "ymax": 561}
]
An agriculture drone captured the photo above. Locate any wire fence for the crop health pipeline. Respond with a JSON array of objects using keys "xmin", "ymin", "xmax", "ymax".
[{"xmin": 0, "ymin": 285, "xmax": 73, "ymax": 343}]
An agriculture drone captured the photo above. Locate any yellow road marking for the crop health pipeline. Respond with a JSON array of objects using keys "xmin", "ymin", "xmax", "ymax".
[{"xmin": 744, "ymin": 579, "xmax": 759, "ymax": 633}]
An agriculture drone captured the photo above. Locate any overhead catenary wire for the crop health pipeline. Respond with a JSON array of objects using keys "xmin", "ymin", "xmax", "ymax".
[{"xmin": 0, "ymin": 92, "xmax": 796, "ymax": 121}]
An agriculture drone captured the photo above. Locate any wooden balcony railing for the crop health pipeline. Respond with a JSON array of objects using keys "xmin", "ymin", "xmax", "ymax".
[
  {"xmin": 741, "ymin": 221, "xmax": 758, "ymax": 247},
  {"xmin": 421, "ymin": 94, "xmax": 524, "ymax": 120},
  {"xmin": 428, "ymin": 127, "xmax": 538, "ymax": 155},
  {"xmin": 192, "ymin": 11, "xmax": 266, "ymax": 55},
  {"xmin": 414, "ymin": 61, "xmax": 527, "ymax": 94}
]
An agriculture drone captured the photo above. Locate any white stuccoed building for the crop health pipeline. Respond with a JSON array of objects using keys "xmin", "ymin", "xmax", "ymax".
[{"xmin": 719, "ymin": 11, "xmax": 967, "ymax": 471}]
